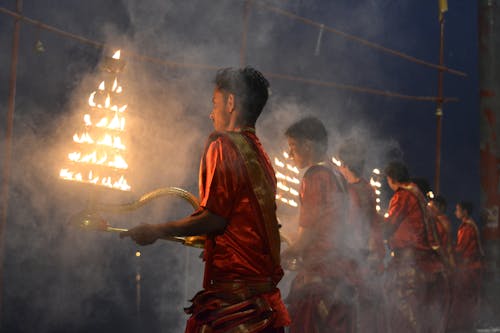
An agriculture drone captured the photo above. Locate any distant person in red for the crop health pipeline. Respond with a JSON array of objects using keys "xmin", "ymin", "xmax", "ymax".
[
  {"xmin": 447, "ymin": 201, "xmax": 484, "ymax": 333},
  {"xmin": 337, "ymin": 139, "xmax": 386, "ymax": 333},
  {"xmin": 428, "ymin": 195, "xmax": 455, "ymax": 270},
  {"xmin": 281, "ymin": 117, "xmax": 353, "ymax": 333},
  {"xmin": 383, "ymin": 162, "xmax": 446, "ymax": 333},
  {"xmin": 121, "ymin": 67, "xmax": 290, "ymax": 333}
]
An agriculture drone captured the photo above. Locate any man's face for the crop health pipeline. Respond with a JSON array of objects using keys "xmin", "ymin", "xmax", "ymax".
[
  {"xmin": 455, "ymin": 204, "xmax": 465, "ymax": 220},
  {"xmin": 210, "ymin": 88, "xmax": 231, "ymax": 131},
  {"xmin": 287, "ymin": 137, "xmax": 311, "ymax": 169},
  {"xmin": 387, "ymin": 176, "xmax": 398, "ymax": 191}
]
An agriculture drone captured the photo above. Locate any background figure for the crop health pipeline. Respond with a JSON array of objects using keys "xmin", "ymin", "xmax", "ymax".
[
  {"xmin": 281, "ymin": 117, "xmax": 354, "ymax": 333},
  {"xmin": 447, "ymin": 201, "xmax": 484, "ymax": 333},
  {"xmin": 337, "ymin": 139, "xmax": 386, "ymax": 333},
  {"xmin": 122, "ymin": 67, "xmax": 290, "ymax": 333},
  {"xmin": 383, "ymin": 162, "xmax": 447, "ymax": 333}
]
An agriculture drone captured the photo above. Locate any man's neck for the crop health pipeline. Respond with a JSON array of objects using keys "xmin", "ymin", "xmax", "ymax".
[{"xmin": 343, "ymin": 169, "xmax": 360, "ymax": 184}]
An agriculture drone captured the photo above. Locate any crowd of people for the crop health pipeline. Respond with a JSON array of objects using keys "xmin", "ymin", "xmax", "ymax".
[{"xmin": 121, "ymin": 67, "xmax": 484, "ymax": 333}]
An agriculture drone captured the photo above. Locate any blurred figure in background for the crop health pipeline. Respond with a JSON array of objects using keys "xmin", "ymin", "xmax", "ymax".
[
  {"xmin": 447, "ymin": 201, "xmax": 484, "ymax": 333},
  {"xmin": 281, "ymin": 117, "xmax": 354, "ymax": 333},
  {"xmin": 383, "ymin": 163, "xmax": 447, "ymax": 333},
  {"xmin": 337, "ymin": 139, "xmax": 386, "ymax": 333}
]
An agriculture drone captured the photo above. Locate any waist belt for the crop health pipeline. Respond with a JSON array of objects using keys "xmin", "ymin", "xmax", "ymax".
[
  {"xmin": 209, "ymin": 280, "xmax": 275, "ymax": 297},
  {"xmin": 390, "ymin": 248, "xmax": 435, "ymax": 260}
]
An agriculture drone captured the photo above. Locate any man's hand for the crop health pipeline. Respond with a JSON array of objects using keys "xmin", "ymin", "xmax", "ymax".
[{"xmin": 120, "ymin": 224, "xmax": 162, "ymax": 246}]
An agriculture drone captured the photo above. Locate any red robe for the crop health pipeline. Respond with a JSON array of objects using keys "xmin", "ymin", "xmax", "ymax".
[
  {"xmin": 185, "ymin": 129, "xmax": 290, "ymax": 333},
  {"xmin": 346, "ymin": 179, "xmax": 386, "ymax": 333},
  {"xmin": 287, "ymin": 163, "xmax": 355, "ymax": 333},
  {"xmin": 447, "ymin": 218, "xmax": 483, "ymax": 332},
  {"xmin": 384, "ymin": 184, "xmax": 447, "ymax": 333}
]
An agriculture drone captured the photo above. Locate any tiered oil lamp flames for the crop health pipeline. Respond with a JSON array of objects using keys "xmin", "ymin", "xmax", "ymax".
[
  {"xmin": 59, "ymin": 50, "xmax": 131, "ymax": 191},
  {"xmin": 274, "ymin": 151, "xmax": 300, "ymax": 208},
  {"xmin": 369, "ymin": 168, "xmax": 387, "ymax": 217}
]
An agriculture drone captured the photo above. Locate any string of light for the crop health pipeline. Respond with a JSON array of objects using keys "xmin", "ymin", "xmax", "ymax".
[{"xmin": 0, "ymin": 5, "xmax": 460, "ymax": 103}]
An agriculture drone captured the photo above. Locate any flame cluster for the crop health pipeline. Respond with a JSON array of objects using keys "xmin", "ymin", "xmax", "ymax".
[
  {"xmin": 274, "ymin": 151, "xmax": 300, "ymax": 208},
  {"xmin": 59, "ymin": 50, "xmax": 131, "ymax": 191},
  {"xmin": 370, "ymin": 168, "xmax": 384, "ymax": 215}
]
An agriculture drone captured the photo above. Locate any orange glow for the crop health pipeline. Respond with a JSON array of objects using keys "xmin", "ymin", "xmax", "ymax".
[
  {"xmin": 332, "ymin": 156, "xmax": 342, "ymax": 167},
  {"xmin": 286, "ymin": 164, "xmax": 299, "ymax": 174},
  {"xmin": 88, "ymin": 92, "xmax": 97, "ymax": 107},
  {"xmin": 104, "ymin": 94, "xmax": 111, "ymax": 108},
  {"xmin": 112, "ymin": 78, "xmax": 118, "ymax": 92},
  {"xmin": 274, "ymin": 157, "xmax": 285, "ymax": 168},
  {"xmin": 60, "ymin": 51, "xmax": 130, "ymax": 191}
]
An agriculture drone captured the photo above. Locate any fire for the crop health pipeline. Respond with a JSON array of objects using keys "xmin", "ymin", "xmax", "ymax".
[
  {"xmin": 286, "ymin": 164, "xmax": 299, "ymax": 174},
  {"xmin": 84, "ymin": 114, "xmax": 92, "ymax": 126},
  {"xmin": 332, "ymin": 156, "xmax": 342, "ymax": 167},
  {"xmin": 274, "ymin": 150, "xmax": 300, "ymax": 208},
  {"xmin": 105, "ymin": 94, "xmax": 111, "ymax": 108},
  {"xmin": 60, "ymin": 49, "xmax": 131, "ymax": 191},
  {"xmin": 274, "ymin": 157, "xmax": 285, "ymax": 168},
  {"xmin": 88, "ymin": 92, "xmax": 96, "ymax": 107}
]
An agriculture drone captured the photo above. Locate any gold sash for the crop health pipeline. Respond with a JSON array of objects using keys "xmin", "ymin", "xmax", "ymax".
[{"xmin": 224, "ymin": 131, "xmax": 281, "ymax": 267}]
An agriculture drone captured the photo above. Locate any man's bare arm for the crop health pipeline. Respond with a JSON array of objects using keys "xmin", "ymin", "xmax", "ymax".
[{"xmin": 120, "ymin": 209, "xmax": 227, "ymax": 245}]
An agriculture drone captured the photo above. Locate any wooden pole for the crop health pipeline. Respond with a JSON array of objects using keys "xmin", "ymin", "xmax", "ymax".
[
  {"xmin": 0, "ymin": 0, "xmax": 23, "ymax": 325},
  {"xmin": 434, "ymin": 16, "xmax": 445, "ymax": 194}
]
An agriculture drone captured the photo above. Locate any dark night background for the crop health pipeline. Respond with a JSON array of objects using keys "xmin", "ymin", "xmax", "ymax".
[{"xmin": 0, "ymin": 1, "xmax": 478, "ymax": 332}]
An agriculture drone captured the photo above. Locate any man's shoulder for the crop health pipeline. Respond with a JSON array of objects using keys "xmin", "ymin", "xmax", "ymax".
[{"xmin": 304, "ymin": 164, "xmax": 346, "ymax": 190}]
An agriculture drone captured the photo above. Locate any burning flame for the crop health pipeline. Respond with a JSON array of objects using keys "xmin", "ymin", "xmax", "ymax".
[
  {"xmin": 88, "ymin": 92, "xmax": 96, "ymax": 107},
  {"xmin": 286, "ymin": 164, "xmax": 299, "ymax": 174},
  {"xmin": 84, "ymin": 114, "xmax": 92, "ymax": 126},
  {"xmin": 370, "ymin": 177, "xmax": 382, "ymax": 188},
  {"xmin": 332, "ymin": 156, "xmax": 342, "ymax": 167},
  {"xmin": 274, "ymin": 157, "xmax": 285, "ymax": 168},
  {"xmin": 73, "ymin": 132, "xmax": 94, "ymax": 144},
  {"xmin": 373, "ymin": 168, "xmax": 381, "ymax": 175},
  {"xmin": 277, "ymin": 181, "xmax": 290, "ymax": 192},
  {"xmin": 61, "ymin": 49, "xmax": 130, "ymax": 192}
]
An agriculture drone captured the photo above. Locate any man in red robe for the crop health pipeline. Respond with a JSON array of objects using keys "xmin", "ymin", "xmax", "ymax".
[
  {"xmin": 337, "ymin": 140, "xmax": 386, "ymax": 333},
  {"xmin": 447, "ymin": 201, "xmax": 484, "ymax": 332},
  {"xmin": 428, "ymin": 196, "xmax": 455, "ymax": 270},
  {"xmin": 383, "ymin": 162, "xmax": 446, "ymax": 333},
  {"xmin": 121, "ymin": 67, "xmax": 290, "ymax": 333},
  {"xmin": 281, "ymin": 117, "xmax": 353, "ymax": 333}
]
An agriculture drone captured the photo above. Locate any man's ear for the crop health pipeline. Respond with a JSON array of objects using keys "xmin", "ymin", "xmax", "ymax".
[{"xmin": 226, "ymin": 93, "xmax": 235, "ymax": 113}]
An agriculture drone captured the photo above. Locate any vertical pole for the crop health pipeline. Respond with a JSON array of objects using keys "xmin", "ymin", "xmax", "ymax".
[
  {"xmin": 240, "ymin": 0, "xmax": 251, "ymax": 67},
  {"xmin": 479, "ymin": 0, "xmax": 500, "ymax": 327},
  {"xmin": 434, "ymin": 17, "xmax": 445, "ymax": 194},
  {"xmin": 0, "ymin": 0, "xmax": 23, "ymax": 325}
]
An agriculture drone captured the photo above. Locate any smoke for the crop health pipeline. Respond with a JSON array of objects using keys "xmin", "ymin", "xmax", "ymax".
[{"xmin": 0, "ymin": 0, "xmax": 481, "ymax": 332}]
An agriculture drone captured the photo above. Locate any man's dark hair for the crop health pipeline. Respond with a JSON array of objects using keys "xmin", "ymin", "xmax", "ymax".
[
  {"xmin": 285, "ymin": 117, "xmax": 328, "ymax": 153},
  {"xmin": 432, "ymin": 195, "xmax": 447, "ymax": 213},
  {"xmin": 458, "ymin": 201, "xmax": 474, "ymax": 216},
  {"xmin": 338, "ymin": 138, "xmax": 365, "ymax": 176},
  {"xmin": 384, "ymin": 161, "xmax": 410, "ymax": 183},
  {"xmin": 214, "ymin": 67, "xmax": 269, "ymax": 125}
]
